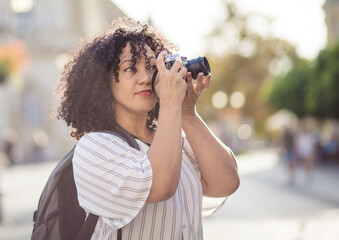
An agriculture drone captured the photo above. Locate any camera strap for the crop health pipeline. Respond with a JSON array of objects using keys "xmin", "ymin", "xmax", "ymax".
[{"xmin": 151, "ymin": 69, "xmax": 160, "ymax": 103}]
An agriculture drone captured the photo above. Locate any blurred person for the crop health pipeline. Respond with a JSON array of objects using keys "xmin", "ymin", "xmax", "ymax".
[
  {"xmin": 295, "ymin": 126, "xmax": 316, "ymax": 182},
  {"xmin": 56, "ymin": 17, "xmax": 239, "ymax": 240},
  {"xmin": 281, "ymin": 127, "xmax": 297, "ymax": 184},
  {"xmin": 313, "ymin": 126, "xmax": 323, "ymax": 164},
  {"xmin": 322, "ymin": 131, "xmax": 339, "ymax": 162},
  {"xmin": 2, "ymin": 127, "xmax": 18, "ymax": 166},
  {"xmin": 30, "ymin": 128, "xmax": 49, "ymax": 163}
]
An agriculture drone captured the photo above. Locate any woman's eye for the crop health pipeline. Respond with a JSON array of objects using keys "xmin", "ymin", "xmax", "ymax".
[
  {"xmin": 124, "ymin": 66, "xmax": 136, "ymax": 72},
  {"xmin": 147, "ymin": 65, "xmax": 156, "ymax": 70}
]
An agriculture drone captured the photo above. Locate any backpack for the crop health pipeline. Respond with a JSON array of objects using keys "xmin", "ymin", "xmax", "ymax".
[{"xmin": 31, "ymin": 126, "xmax": 140, "ymax": 240}]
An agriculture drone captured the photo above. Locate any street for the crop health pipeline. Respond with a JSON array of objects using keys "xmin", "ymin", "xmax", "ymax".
[
  {"xmin": 0, "ymin": 149, "xmax": 338, "ymax": 240},
  {"xmin": 203, "ymin": 149, "xmax": 339, "ymax": 240}
]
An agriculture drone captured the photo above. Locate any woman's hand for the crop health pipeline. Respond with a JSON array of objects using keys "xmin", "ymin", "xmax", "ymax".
[
  {"xmin": 147, "ymin": 51, "xmax": 187, "ymax": 203},
  {"xmin": 155, "ymin": 51, "xmax": 188, "ymax": 107},
  {"xmin": 182, "ymin": 72, "xmax": 211, "ymax": 116}
]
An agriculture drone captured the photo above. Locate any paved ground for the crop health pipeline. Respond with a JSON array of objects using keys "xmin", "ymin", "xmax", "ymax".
[
  {"xmin": 202, "ymin": 149, "xmax": 339, "ymax": 240},
  {"xmin": 0, "ymin": 148, "xmax": 338, "ymax": 240}
]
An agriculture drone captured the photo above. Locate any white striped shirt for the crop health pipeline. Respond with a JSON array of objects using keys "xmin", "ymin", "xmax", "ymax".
[{"xmin": 73, "ymin": 132, "xmax": 225, "ymax": 240}]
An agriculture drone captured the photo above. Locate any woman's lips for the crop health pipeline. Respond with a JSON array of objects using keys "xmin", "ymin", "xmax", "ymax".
[{"xmin": 136, "ymin": 89, "xmax": 153, "ymax": 96}]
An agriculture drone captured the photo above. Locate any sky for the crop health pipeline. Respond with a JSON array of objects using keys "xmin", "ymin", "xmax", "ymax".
[{"xmin": 111, "ymin": 0, "xmax": 327, "ymax": 60}]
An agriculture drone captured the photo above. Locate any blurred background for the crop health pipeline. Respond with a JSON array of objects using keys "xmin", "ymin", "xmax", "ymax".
[{"xmin": 0, "ymin": 0, "xmax": 339, "ymax": 239}]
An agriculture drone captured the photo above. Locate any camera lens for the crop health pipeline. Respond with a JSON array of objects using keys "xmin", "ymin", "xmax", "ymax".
[{"xmin": 185, "ymin": 57, "xmax": 210, "ymax": 79}]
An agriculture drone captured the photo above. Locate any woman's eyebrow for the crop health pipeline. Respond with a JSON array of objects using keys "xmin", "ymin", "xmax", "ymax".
[
  {"xmin": 119, "ymin": 56, "xmax": 156, "ymax": 66},
  {"xmin": 147, "ymin": 56, "xmax": 156, "ymax": 61},
  {"xmin": 119, "ymin": 59, "xmax": 133, "ymax": 66}
]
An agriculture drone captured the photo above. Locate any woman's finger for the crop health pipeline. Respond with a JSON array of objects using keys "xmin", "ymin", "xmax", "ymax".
[
  {"xmin": 177, "ymin": 64, "xmax": 187, "ymax": 80},
  {"xmin": 156, "ymin": 50, "xmax": 168, "ymax": 73},
  {"xmin": 171, "ymin": 60, "xmax": 184, "ymax": 73},
  {"xmin": 194, "ymin": 72, "xmax": 204, "ymax": 92},
  {"xmin": 186, "ymin": 72, "xmax": 193, "ymax": 91},
  {"xmin": 202, "ymin": 74, "xmax": 211, "ymax": 89}
]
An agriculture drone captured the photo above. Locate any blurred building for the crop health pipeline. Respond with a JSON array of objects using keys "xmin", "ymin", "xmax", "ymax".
[
  {"xmin": 0, "ymin": 0, "xmax": 126, "ymax": 163},
  {"xmin": 324, "ymin": 0, "xmax": 339, "ymax": 46}
]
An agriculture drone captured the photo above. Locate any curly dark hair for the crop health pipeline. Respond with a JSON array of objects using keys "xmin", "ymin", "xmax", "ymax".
[{"xmin": 56, "ymin": 17, "xmax": 177, "ymax": 140}]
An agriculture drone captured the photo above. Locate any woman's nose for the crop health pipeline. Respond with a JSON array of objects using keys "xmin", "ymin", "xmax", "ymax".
[{"xmin": 138, "ymin": 67, "xmax": 152, "ymax": 84}]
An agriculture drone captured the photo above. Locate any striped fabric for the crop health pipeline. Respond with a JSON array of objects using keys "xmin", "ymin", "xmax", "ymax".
[{"xmin": 73, "ymin": 132, "xmax": 217, "ymax": 240}]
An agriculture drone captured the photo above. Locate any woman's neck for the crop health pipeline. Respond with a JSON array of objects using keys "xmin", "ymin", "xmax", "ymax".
[{"xmin": 115, "ymin": 113, "xmax": 154, "ymax": 144}]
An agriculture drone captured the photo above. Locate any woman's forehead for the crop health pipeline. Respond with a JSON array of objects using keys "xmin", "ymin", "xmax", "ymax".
[{"xmin": 120, "ymin": 42, "xmax": 155, "ymax": 60}]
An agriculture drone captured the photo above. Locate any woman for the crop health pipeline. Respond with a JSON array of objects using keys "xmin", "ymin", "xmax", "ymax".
[{"xmin": 57, "ymin": 17, "xmax": 239, "ymax": 240}]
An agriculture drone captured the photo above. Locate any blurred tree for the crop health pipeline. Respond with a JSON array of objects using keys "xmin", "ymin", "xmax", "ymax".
[
  {"xmin": 198, "ymin": 1, "xmax": 298, "ymax": 134},
  {"xmin": 306, "ymin": 42, "xmax": 339, "ymax": 120},
  {"xmin": 268, "ymin": 41, "xmax": 339, "ymax": 121},
  {"xmin": 0, "ymin": 40, "xmax": 28, "ymax": 85},
  {"xmin": 268, "ymin": 60, "xmax": 312, "ymax": 118},
  {"xmin": 0, "ymin": 58, "xmax": 11, "ymax": 84}
]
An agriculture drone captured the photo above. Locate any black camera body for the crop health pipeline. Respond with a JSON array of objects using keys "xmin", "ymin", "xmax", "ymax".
[{"xmin": 164, "ymin": 53, "xmax": 210, "ymax": 79}]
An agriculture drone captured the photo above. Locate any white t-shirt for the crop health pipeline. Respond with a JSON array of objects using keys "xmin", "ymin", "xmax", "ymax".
[{"xmin": 73, "ymin": 132, "xmax": 224, "ymax": 240}]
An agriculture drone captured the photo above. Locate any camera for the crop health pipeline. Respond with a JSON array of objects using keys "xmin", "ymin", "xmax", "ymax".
[
  {"xmin": 151, "ymin": 53, "xmax": 211, "ymax": 100},
  {"xmin": 164, "ymin": 53, "xmax": 211, "ymax": 79}
]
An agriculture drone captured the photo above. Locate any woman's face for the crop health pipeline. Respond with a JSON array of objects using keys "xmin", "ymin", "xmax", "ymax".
[{"xmin": 111, "ymin": 42, "xmax": 157, "ymax": 119}]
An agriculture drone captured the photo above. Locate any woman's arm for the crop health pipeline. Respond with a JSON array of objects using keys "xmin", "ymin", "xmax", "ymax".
[
  {"xmin": 182, "ymin": 114, "xmax": 239, "ymax": 197},
  {"xmin": 182, "ymin": 72, "xmax": 239, "ymax": 197},
  {"xmin": 146, "ymin": 51, "xmax": 188, "ymax": 203}
]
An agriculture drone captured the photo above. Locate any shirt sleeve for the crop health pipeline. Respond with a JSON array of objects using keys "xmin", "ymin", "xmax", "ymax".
[
  {"xmin": 182, "ymin": 136, "xmax": 227, "ymax": 217},
  {"xmin": 72, "ymin": 132, "xmax": 153, "ymax": 229}
]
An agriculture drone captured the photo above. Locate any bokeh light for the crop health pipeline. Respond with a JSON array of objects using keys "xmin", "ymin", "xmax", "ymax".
[
  {"xmin": 212, "ymin": 91, "xmax": 228, "ymax": 109},
  {"xmin": 10, "ymin": 0, "xmax": 34, "ymax": 13},
  {"xmin": 237, "ymin": 124, "xmax": 252, "ymax": 140},
  {"xmin": 230, "ymin": 91, "xmax": 245, "ymax": 109}
]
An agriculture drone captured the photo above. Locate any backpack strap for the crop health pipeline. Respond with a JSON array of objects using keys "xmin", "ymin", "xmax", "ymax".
[
  {"xmin": 75, "ymin": 125, "xmax": 139, "ymax": 240},
  {"xmin": 110, "ymin": 124, "xmax": 141, "ymax": 151},
  {"xmin": 75, "ymin": 213, "xmax": 101, "ymax": 240},
  {"xmin": 117, "ymin": 228, "xmax": 122, "ymax": 239}
]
